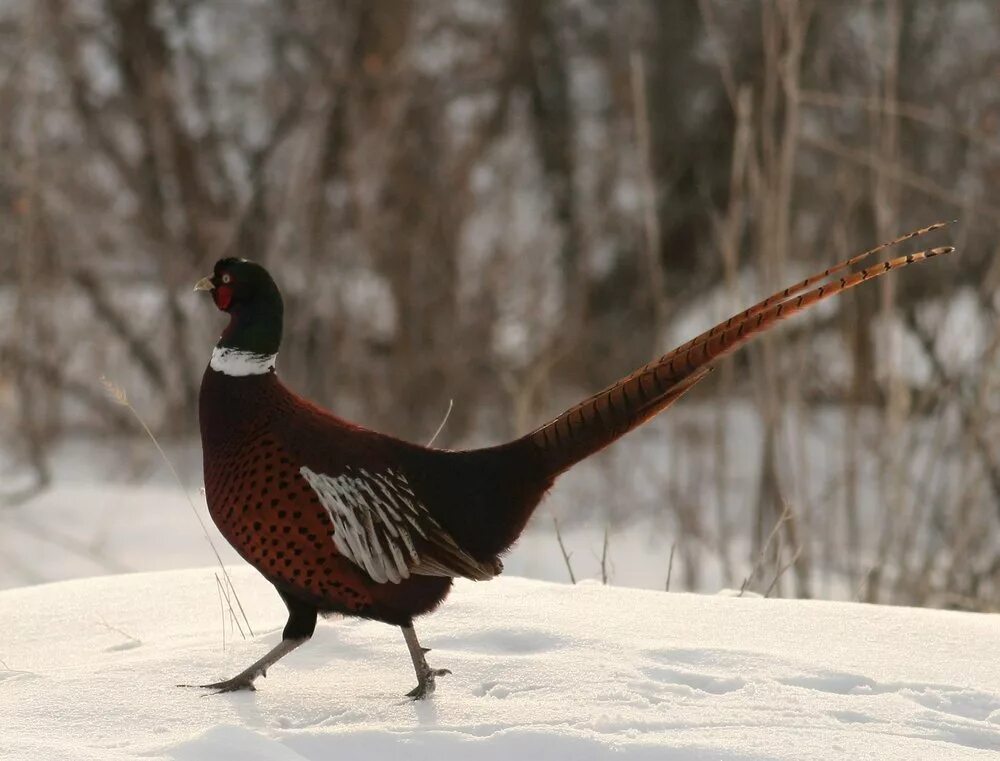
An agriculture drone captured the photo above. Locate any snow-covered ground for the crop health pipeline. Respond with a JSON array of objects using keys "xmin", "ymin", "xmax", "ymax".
[{"xmin": 2, "ymin": 567, "xmax": 999, "ymax": 760}]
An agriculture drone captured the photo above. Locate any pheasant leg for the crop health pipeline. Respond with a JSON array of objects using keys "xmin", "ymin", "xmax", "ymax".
[
  {"xmin": 188, "ymin": 637, "xmax": 307, "ymax": 692},
  {"xmin": 402, "ymin": 624, "xmax": 450, "ymax": 699},
  {"xmin": 181, "ymin": 588, "xmax": 317, "ymax": 693}
]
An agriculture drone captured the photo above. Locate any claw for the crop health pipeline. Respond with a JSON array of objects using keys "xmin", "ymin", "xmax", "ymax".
[
  {"xmin": 405, "ymin": 667, "xmax": 451, "ymax": 699},
  {"xmin": 406, "ymin": 681, "xmax": 433, "ymax": 699},
  {"xmin": 178, "ymin": 672, "xmax": 261, "ymax": 693},
  {"xmin": 181, "ymin": 637, "xmax": 305, "ymax": 695},
  {"xmin": 222, "ymin": 682, "xmax": 256, "ymax": 694}
]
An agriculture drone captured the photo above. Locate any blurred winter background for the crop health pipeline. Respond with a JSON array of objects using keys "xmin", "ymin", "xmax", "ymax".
[{"xmin": 1, "ymin": 0, "xmax": 998, "ymax": 609}]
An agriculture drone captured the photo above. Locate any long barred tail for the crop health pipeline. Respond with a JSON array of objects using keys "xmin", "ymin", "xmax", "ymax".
[{"xmin": 525, "ymin": 228, "xmax": 954, "ymax": 477}]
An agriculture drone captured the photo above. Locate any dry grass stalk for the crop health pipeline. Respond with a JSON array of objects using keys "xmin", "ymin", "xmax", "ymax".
[
  {"xmin": 96, "ymin": 615, "xmax": 141, "ymax": 647},
  {"xmin": 100, "ymin": 376, "xmax": 254, "ymax": 638},
  {"xmin": 425, "ymin": 399, "xmax": 454, "ymax": 448},
  {"xmin": 741, "ymin": 502, "xmax": 798, "ymax": 597}
]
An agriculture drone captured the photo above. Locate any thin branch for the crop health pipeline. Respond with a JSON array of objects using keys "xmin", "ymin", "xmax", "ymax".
[
  {"xmin": 665, "ymin": 542, "xmax": 676, "ymax": 592},
  {"xmin": 697, "ymin": 0, "xmax": 739, "ymax": 108},
  {"xmin": 740, "ymin": 502, "xmax": 795, "ymax": 596},
  {"xmin": 0, "ymin": 345, "xmax": 133, "ymax": 432},
  {"xmin": 904, "ymin": 311, "xmax": 1000, "ymax": 507},
  {"xmin": 801, "ymin": 132, "xmax": 1000, "ymax": 224},
  {"xmin": 599, "ymin": 526, "xmax": 611, "ymax": 585},
  {"xmin": 74, "ymin": 269, "xmax": 169, "ymax": 393},
  {"xmin": 44, "ymin": 0, "xmax": 143, "ymax": 191},
  {"xmin": 218, "ymin": 84, "xmax": 312, "ymax": 260},
  {"xmin": 6, "ymin": 513, "xmax": 131, "ymax": 573},
  {"xmin": 629, "ymin": 50, "xmax": 668, "ymax": 342},
  {"xmin": 0, "ymin": 483, "xmax": 48, "ymax": 509},
  {"xmin": 552, "ymin": 516, "xmax": 577, "ymax": 584},
  {"xmin": 765, "ymin": 545, "xmax": 802, "ymax": 598},
  {"xmin": 799, "ymin": 89, "xmax": 1000, "ymax": 153}
]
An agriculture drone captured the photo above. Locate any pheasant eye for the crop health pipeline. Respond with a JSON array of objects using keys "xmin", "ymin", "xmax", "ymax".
[{"xmin": 221, "ymin": 273, "xmax": 232, "ymax": 284}]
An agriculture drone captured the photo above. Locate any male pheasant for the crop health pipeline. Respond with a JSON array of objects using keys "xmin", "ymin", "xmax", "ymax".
[{"xmin": 192, "ymin": 225, "xmax": 952, "ymax": 698}]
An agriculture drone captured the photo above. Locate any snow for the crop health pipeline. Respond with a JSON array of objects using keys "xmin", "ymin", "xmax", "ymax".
[{"xmin": 3, "ymin": 567, "xmax": 1000, "ymax": 760}]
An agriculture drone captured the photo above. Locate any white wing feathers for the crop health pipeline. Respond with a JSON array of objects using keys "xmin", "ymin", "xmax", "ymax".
[{"xmin": 299, "ymin": 465, "xmax": 499, "ymax": 584}]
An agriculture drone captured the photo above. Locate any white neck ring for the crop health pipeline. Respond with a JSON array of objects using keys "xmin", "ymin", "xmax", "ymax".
[{"xmin": 210, "ymin": 346, "xmax": 277, "ymax": 377}]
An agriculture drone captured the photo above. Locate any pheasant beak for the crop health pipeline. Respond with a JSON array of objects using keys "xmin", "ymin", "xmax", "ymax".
[{"xmin": 194, "ymin": 276, "xmax": 215, "ymax": 292}]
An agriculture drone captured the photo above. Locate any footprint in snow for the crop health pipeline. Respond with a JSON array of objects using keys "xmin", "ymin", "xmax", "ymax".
[
  {"xmin": 275, "ymin": 708, "xmax": 366, "ymax": 729},
  {"xmin": 634, "ymin": 648, "xmax": 751, "ymax": 698},
  {"xmin": 912, "ymin": 716, "xmax": 1000, "ymax": 753},
  {"xmin": 104, "ymin": 640, "xmax": 142, "ymax": 653},
  {"xmin": 639, "ymin": 665, "xmax": 745, "ymax": 696},
  {"xmin": 782, "ymin": 669, "xmax": 1000, "ymax": 723},
  {"xmin": 472, "ymin": 680, "xmax": 544, "ymax": 699},
  {"xmin": 830, "ymin": 709, "xmax": 878, "ymax": 724},
  {"xmin": 902, "ymin": 685, "xmax": 1000, "ymax": 722},
  {"xmin": 473, "ymin": 681, "xmax": 511, "ymax": 699},
  {"xmin": 0, "ymin": 669, "xmax": 39, "ymax": 683},
  {"xmin": 646, "ymin": 646, "xmax": 780, "ymax": 673},
  {"xmin": 778, "ymin": 671, "xmax": 883, "ymax": 695}
]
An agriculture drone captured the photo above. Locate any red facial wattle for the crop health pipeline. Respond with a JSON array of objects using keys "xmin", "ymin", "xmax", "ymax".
[{"xmin": 215, "ymin": 284, "xmax": 234, "ymax": 310}]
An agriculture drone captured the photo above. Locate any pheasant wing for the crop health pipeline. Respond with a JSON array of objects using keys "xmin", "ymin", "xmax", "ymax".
[{"xmin": 298, "ymin": 463, "xmax": 499, "ymax": 584}]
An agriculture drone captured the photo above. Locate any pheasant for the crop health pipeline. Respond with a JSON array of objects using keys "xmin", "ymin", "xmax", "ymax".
[{"xmin": 192, "ymin": 224, "xmax": 951, "ymax": 698}]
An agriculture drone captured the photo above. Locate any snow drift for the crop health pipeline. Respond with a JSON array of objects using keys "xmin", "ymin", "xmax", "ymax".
[{"xmin": 2, "ymin": 568, "xmax": 999, "ymax": 760}]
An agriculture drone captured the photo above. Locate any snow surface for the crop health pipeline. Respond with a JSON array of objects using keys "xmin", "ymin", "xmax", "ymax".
[{"xmin": 3, "ymin": 567, "xmax": 1000, "ymax": 760}]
